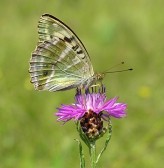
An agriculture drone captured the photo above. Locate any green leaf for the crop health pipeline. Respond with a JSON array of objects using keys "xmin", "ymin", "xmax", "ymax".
[
  {"xmin": 76, "ymin": 121, "xmax": 91, "ymax": 148},
  {"xmin": 75, "ymin": 139, "xmax": 85, "ymax": 168},
  {"xmin": 96, "ymin": 119, "xmax": 112, "ymax": 164}
]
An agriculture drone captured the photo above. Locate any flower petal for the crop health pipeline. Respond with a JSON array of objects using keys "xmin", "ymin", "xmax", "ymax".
[
  {"xmin": 56, "ymin": 104, "xmax": 85, "ymax": 122},
  {"xmin": 101, "ymin": 98, "xmax": 127, "ymax": 118}
]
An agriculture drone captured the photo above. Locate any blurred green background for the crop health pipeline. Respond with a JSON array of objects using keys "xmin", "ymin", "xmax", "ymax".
[{"xmin": 0, "ymin": 0, "xmax": 163, "ymax": 167}]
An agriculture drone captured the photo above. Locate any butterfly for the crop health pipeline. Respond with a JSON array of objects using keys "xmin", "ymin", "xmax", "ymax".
[{"xmin": 29, "ymin": 14, "xmax": 104, "ymax": 92}]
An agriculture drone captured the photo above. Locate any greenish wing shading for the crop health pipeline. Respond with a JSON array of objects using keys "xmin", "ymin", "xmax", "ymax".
[
  {"xmin": 29, "ymin": 38, "xmax": 93, "ymax": 91},
  {"xmin": 38, "ymin": 14, "xmax": 93, "ymax": 74}
]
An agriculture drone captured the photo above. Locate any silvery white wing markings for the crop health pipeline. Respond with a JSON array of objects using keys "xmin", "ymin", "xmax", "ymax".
[
  {"xmin": 29, "ymin": 14, "xmax": 97, "ymax": 92},
  {"xmin": 38, "ymin": 14, "xmax": 93, "ymax": 69}
]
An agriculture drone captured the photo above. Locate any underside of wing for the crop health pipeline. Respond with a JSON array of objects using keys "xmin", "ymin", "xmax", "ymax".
[
  {"xmin": 29, "ymin": 38, "xmax": 94, "ymax": 92},
  {"xmin": 38, "ymin": 14, "xmax": 93, "ymax": 71}
]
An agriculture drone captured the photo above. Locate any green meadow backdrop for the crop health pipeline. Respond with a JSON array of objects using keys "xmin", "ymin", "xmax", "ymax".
[{"xmin": 0, "ymin": 0, "xmax": 163, "ymax": 167}]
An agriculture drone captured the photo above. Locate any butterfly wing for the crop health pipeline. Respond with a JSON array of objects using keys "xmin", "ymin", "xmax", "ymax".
[{"xmin": 29, "ymin": 14, "xmax": 94, "ymax": 91}]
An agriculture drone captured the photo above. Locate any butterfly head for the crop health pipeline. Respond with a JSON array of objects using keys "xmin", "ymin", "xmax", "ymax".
[{"xmin": 95, "ymin": 73, "xmax": 105, "ymax": 82}]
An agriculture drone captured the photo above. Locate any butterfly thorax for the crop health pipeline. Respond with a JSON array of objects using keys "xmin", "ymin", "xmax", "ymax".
[{"xmin": 82, "ymin": 73, "xmax": 105, "ymax": 89}]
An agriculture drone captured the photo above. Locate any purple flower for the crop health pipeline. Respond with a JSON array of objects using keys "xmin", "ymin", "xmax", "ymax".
[{"xmin": 56, "ymin": 89, "xmax": 127, "ymax": 122}]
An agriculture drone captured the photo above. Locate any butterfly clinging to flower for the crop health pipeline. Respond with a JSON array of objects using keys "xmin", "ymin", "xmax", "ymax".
[{"xmin": 29, "ymin": 14, "xmax": 106, "ymax": 92}]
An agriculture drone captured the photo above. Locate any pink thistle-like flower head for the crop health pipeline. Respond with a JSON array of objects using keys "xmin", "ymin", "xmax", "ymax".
[{"xmin": 56, "ymin": 87, "xmax": 127, "ymax": 140}]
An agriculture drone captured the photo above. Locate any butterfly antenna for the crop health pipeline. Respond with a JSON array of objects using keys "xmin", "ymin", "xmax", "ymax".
[
  {"xmin": 105, "ymin": 68, "xmax": 133, "ymax": 74},
  {"xmin": 103, "ymin": 61, "xmax": 133, "ymax": 74},
  {"xmin": 103, "ymin": 62, "xmax": 125, "ymax": 73}
]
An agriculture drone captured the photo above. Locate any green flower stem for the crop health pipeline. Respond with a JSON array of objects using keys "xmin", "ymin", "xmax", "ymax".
[{"xmin": 90, "ymin": 141, "xmax": 97, "ymax": 168}]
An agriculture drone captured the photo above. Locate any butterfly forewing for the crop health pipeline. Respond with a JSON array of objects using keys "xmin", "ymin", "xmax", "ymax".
[
  {"xmin": 29, "ymin": 15, "xmax": 95, "ymax": 91},
  {"xmin": 38, "ymin": 14, "xmax": 92, "ymax": 64}
]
